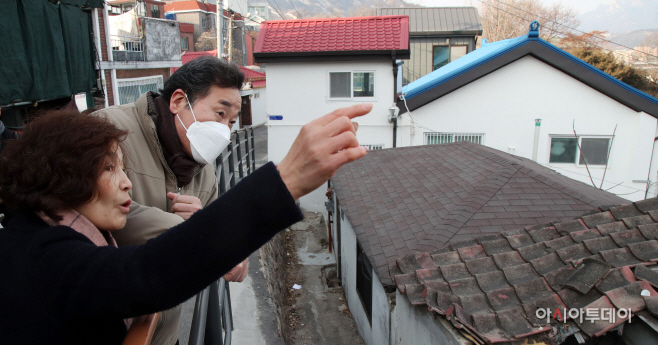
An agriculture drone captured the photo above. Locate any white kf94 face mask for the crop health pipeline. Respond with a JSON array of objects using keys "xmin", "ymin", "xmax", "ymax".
[{"xmin": 176, "ymin": 94, "xmax": 232, "ymax": 165}]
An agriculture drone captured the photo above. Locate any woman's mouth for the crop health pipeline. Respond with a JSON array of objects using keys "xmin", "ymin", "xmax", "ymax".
[{"xmin": 119, "ymin": 200, "xmax": 131, "ymax": 213}]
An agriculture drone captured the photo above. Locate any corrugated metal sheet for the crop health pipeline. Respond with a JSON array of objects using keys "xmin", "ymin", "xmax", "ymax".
[{"xmin": 377, "ymin": 7, "xmax": 482, "ymax": 35}]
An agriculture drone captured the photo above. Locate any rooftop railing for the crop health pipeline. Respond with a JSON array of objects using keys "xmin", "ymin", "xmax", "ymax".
[{"xmin": 111, "ymin": 35, "xmax": 144, "ymax": 61}]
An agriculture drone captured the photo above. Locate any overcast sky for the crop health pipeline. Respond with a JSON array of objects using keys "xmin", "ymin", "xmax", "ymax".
[{"xmin": 406, "ymin": 0, "xmax": 611, "ymax": 14}]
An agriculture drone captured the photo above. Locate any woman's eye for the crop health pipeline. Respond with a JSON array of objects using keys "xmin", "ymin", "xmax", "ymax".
[
  {"xmin": 105, "ymin": 165, "xmax": 114, "ymax": 172},
  {"xmin": 217, "ymin": 112, "xmax": 225, "ymax": 117}
]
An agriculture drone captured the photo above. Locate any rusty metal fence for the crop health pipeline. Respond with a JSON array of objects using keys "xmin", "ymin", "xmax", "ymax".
[{"xmin": 188, "ymin": 124, "xmax": 260, "ymax": 345}]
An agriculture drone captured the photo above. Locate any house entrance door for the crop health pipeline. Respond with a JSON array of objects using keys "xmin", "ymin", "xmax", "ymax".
[{"xmin": 240, "ymin": 95, "xmax": 252, "ymax": 127}]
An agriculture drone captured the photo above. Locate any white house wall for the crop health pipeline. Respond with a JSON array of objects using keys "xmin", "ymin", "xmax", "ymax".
[
  {"xmin": 250, "ymin": 87, "xmax": 267, "ymax": 126},
  {"xmin": 339, "ymin": 206, "xmax": 391, "ymax": 345},
  {"xmin": 390, "ymin": 291, "xmax": 471, "ymax": 345},
  {"xmin": 267, "ymin": 60, "xmax": 396, "ymax": 211},
  {"xmin": 398, "ymin": 55, "xmax": 658, "ymax": 201}
]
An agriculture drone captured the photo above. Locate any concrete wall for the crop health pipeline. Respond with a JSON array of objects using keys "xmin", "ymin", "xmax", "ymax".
[
  {"xmin": 142, "ymin": 18, "xmax": 181, "ymax": 61},
  {"xmin": 250, "ymin": 87, "xmax": 267, "ymax": 126},
  {"xmin": 267, "ymin": 60, "xmax": 396, "ymax": 212},
  {"xmin": 398, "ymin": 55, "xmax": 658, "ymax": 201},
  {"xmin": 338, "ymin": 204, "xmax": 391, "ymax": 345},
  {"xmin": 390, "ymin": 290, "xmax": 471, "ymax": 345}
]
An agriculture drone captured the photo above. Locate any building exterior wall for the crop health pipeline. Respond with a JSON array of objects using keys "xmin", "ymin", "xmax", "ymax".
[
  {"xmin": 142, "ymin": 18, "xmax": 181, "ymax": 61},
  {"xmin": 390, "ymin": 290, "xmax": 470, "ymax": 345},
  {"xmin": 334, "ymin": 203, "xmax": 392, "ymax": 345},
  {"xmin": 174, "ymin": 11, "xmax": 215, "ymax": 44},
  {"xmin": 116, "ymin": 67, "xmax": 170, "ymax": 82},
  {"xmin": 250, "ymin": 87, "xmax": 267, "ymax": 125},
  {"xmin": 397, "ymin": 55, "xmax": 658, "ymax": 201},
  {"xmin": 404, "ymin": 36, "xmax": 475, "ymax": 85},
  {"xmin": 267, "ymin": 60, "xmax": 396, "ymax": 211}
]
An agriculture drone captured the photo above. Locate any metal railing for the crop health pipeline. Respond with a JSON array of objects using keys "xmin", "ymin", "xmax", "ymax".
[
  {"xmin": 188, "ymin": 124, "xmax": 260, "ymax": 345},
  {"xmin": 111, "ymin": 35, "xmax": 144, "ymax": 61},
  {"xmin": 424, "ymin": 132, "xmax": 484, "ymax": 145}
]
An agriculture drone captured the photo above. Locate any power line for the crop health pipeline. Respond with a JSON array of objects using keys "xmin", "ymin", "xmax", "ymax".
[
  {"xmin": 267, "ymin": 0, "xmax": 286, "ymax": 20},
  {"xmin": 476, "ymin": 0, "xmax": 658, "ymax": 68},
  {"xmin": 286, "ymin": 0, "xmax": 302, "ymax": 19}
]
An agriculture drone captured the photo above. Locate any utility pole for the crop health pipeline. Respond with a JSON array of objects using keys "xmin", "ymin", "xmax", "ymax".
[
  {"xmin": 216, "ymin": 0, "xmax": 223, "ymax": 58},
  {"xmin": 228, "ymin": 14, "xmax": 233, "ymax": 62}
]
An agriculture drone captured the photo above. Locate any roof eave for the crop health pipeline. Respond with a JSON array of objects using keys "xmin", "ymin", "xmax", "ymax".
[
  {"xmin": 254, "ymin": 49, "xmax": 410, "ymax": 63},
  {"xmin": 410, "ymin": 30, "xmax": 483, "ymax": 37}
]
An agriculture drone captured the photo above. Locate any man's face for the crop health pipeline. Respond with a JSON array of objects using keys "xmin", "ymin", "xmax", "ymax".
[{"xmin": 173, "ymin": 85, "xmax": 242, "ymax": 159}]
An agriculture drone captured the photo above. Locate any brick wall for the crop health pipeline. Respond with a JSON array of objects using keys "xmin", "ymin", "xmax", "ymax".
[
  {"xmin": 116, "ymin": 68, "xmax": 171, "ymax": 82},
  {"xmin": 105, "ymin": 70, "xmax": 114, "ymax": 106},
  {"xmin": 97, "ymin": 8, "xmax": 108, "ymax": 62}
]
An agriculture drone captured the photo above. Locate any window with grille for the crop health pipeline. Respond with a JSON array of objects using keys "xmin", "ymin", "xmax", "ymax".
[
  {"xmin": 151, "ymin": 5, "xmax": 160, "ymax": 18},
  {"xmin": 328, "ymin": 71, "xmax": 375, "ymax": 100},
  {"xmin": 181, "ymin": 37, "xmax": 189, "ymax": 51},
  {"xmin": 117, "ymin": 76, "xmax": 163, "ymax": 105},
  {"xmin": 360, "ymin": 144, "xmax": 385, "ymax": 150},
  {"xmin": 549, "ymin": 136, "xmax": 611, "ymax": 165},
  {"xmin": 424, "ymin": 132, "xmax": 484, "ymax": 145}
]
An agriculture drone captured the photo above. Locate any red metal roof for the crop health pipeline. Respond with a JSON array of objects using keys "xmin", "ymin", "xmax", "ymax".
[
  {"xmin": 164, "ymin": 1, "xmax": 216, "ymax": 13},
  {"xmin": 179, "ymin": 23, "xmax": 195, "ymax": 33},
  {"xmin": 254, "ymin": 15, "xmax": 409, "ymax": 54}
]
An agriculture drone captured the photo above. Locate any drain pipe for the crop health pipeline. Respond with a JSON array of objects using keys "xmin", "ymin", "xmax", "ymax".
[
  {"xmin": 392, "ymin": 58, "xmax": 398, "ymax": 148},
  {"xmin": 532, "ymin": 119, "xmax": 542, "ymax": 161},
  {"xmin": 390, "ymin": 59, "xmax": 403, "ymax": 148}
]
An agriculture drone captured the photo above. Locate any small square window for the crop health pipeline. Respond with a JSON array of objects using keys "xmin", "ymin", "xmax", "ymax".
[
  {"xmin": 353, "ymin": 72, "xmax": 374, "ymax": 97},
  {"xmin": 579, "ymin": 138, "xmax": 610, "ymax": 165},
  {"xmin": 450, "ymin": 45, "xmax": 468, "ymax": 61},
  {"xmin": 433, "ymin": 46, "xmax": 449, "ymax": 70},
  {"xmin": 550, "ymin": 138, "xmax": 578, "ymax": 163},
  {"xmin": 330, "ymin": 72, "xmax": 351, "ymax": 98}
]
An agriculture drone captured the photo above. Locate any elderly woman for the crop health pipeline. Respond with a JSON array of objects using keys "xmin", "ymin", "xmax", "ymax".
[{"xmin": 0, "ymin": 104, "xmax": 370, "ymax": 344}]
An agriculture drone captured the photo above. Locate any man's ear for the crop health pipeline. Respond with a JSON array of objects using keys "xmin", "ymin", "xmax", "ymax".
[{"xmin": 169, "ymin": 89, "xmax": 188, "ymax": 115}]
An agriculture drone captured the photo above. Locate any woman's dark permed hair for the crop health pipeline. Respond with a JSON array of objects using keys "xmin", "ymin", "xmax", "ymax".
[
  {"xmin": 0, "ymin": 110, "xmax": 129, "ymax": 221},
  {"xmin": 160, "ymin": 56, "xmax": 245, "ymax": 105}
]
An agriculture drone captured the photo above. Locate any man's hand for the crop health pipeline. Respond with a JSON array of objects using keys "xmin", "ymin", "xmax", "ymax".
[
  {"xmin": 223, "ymin": 259, "xmax": 248, "ymax": 282},
  {"xmin": 278, "ymin": 104, "xmax": 372, "ymax": 200},
  {"xmin": 166, "ymin": 193, "xmax": 203, "ymax": 220}
]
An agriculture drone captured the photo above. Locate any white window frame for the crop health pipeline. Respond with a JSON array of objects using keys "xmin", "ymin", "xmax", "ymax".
[
  {"xmin": 424, "ymin": 132, "xmax": 484, "ymax": 145},
  {"xmin": 327, "ymin": 70, "xmax": 377, "ymax": 102},
  {"xmin": 548, "ymin": 135, "xmax": 613, "ymax": 167},
  {"xmin": 116, "ymin": 76, "xmax": 164, "ymax": 105}
]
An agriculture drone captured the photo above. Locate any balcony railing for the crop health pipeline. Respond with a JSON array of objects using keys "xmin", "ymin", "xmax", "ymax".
[
  {"xmin": 188, "ymin": 124, "xmax": 259, "ymax": 345},
  {"xmin": 111, "ymin": 35, "xmax": 144, "ymax": 61}
]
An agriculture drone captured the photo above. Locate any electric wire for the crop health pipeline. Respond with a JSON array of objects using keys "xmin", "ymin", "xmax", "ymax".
[
  {"xmin": 286, "ymin": 0, "xmax": 302, "ymax": 19},
  {"xmin": 267, "ymin": 0, "xmax": 287, "ymax": 20}
]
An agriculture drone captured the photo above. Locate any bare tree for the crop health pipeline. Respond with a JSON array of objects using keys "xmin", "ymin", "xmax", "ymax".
[
  {"xmin": 478, "ymin": 0, "xmax": 579, "ymax": 43},
  {"xmin": 194, "ymin": 31, "xmax": 216, "ymax": 52}
]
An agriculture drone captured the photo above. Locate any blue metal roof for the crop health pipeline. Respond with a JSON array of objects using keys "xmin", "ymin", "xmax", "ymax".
[{"xmin": 401, "ymin": 21, "xmax": 658, "ymax": 107}]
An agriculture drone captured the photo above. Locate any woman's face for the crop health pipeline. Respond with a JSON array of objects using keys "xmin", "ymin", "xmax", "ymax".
[{"xmin": 75, "ymin": 146, "xmax": 132, "ymax": 231}]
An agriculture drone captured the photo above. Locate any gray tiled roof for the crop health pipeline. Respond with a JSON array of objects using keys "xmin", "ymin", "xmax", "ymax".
[
  {"xmin": 331, "ymin": 142, "xmax": 628, "ymax": 285},
  {"xmin": 392, "ymin": 199, "xmax": 658, "ymax": 343},
  {"xmin": 377, "ymin": 7, "xmax": 483, "ymax": 35}
]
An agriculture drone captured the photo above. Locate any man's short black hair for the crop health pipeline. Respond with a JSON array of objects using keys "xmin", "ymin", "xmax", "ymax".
[{"xmin": 161, "ymin": 56, "xmax": 245, "ymax": 105}]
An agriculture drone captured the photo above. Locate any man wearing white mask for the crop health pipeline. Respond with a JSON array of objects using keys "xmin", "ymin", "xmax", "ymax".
[{"xmin": 94, "ymin": 57, "xmax": 248, "ymax": 345}]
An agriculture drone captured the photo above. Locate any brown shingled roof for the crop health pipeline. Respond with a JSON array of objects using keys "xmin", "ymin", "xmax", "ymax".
[
  {"xmin": 331, "ymin": 142, "xmax": 629, "ymax": 285},
  {"xmin": 391, "ymin": 198, "xmax": 658, "ymax": 344}
]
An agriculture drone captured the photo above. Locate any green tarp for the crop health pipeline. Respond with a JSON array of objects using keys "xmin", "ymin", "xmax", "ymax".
[{"xmin": 0, "ymin": 0, "xmax": 98, "ymax": 105}]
